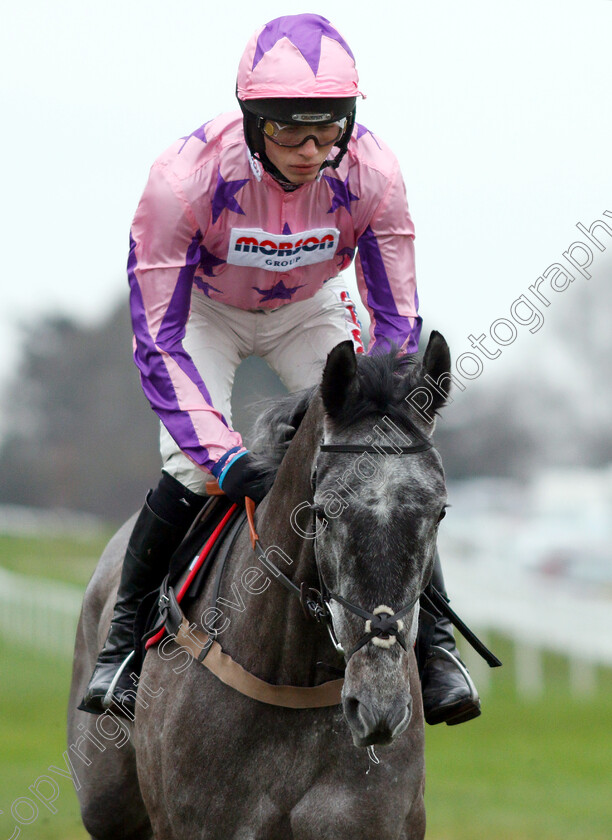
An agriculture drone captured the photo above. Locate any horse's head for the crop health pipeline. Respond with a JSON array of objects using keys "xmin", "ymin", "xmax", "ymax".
[{"xmin": 313, "ymin": 333, "xmax": 451, "ymax": 747}]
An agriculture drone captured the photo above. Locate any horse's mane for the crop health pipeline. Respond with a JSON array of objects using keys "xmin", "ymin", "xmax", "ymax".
[{"xmin": 250, "ymin": 350, "xmax": 420, "ymax": 492}]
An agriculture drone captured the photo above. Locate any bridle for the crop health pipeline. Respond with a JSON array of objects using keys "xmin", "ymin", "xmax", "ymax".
[
  {"xmin": 158, "ymin": 419, "xmax": 500, "ymax": 708},
  {"xmin": 248, "ymin": 427, "xmax": 436, "ymax": 665}
]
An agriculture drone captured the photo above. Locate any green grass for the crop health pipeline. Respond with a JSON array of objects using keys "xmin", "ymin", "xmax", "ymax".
[
  {"xmin": 2, "ymin": 535, "xmax": 612, "ymax": 839},
  {"xmin": 0, "ymin": 533, "xmax": 106, "ymax": 839},
  {"xmin": 0, "ymin": 532, "xmax": 111, "ymax": 587},
  {"xmin": 0, "ymin": 639, "xmax": 87, "ymax": 840},
  {"xmin": 425, "ymin": 638, "xmax": 612, "ymax": 839}
]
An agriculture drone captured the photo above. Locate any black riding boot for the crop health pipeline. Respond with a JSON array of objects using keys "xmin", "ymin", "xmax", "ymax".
[
  {"xmin": 79, "ymin": 474, "xmax": 204, "ymax": 717},
  {"xmin": 419, "ymin": 553, "xmax": 481, "ymax": 726}
]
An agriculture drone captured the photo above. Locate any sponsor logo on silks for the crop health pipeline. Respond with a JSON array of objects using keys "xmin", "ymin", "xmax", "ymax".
[{"xmin": 227, "ymin": 227, "xmax": 340, "ymax": 272}]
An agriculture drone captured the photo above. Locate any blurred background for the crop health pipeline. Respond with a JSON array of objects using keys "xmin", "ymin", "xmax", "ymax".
[{"xmin": 1, "ymin": 1, "xmax": 610, "ymax": 838}]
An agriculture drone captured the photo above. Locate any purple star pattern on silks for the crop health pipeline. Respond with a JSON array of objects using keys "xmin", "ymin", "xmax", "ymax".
[
  {"xmin": 356, "ymin": 123, "xmax": 382, "ymax": 149},
  {"xmin": 178, "ymin": 121, "xmax": 210, "ymax": 154},
  {"xmin": 211, "ymin": 170, "xmax": 249, "ymax": 224},
  {"xmin": 336, "ymin": 246, "xmax": 355, "ymax": 269},
  {"xmin": 282, "ymin": 222, "xmax": 292, "ymax": 235},
  {"xmin": 324, "ymin": 175, "xmax": 359, "ymax": 214},
  {"xmin": 252, "ymin": 279, "xmax": 305, "ymax": 302},
  {"xmin": 198, "ymin": 244, "xmax": 226, "ymax": 277},
  {"xmin": 252, "ymin": 14, "xmax": 354, "ymax": 75},
  {"xmin": 194, "ymin": 277, "xmax": 223, "ymax": 298}
]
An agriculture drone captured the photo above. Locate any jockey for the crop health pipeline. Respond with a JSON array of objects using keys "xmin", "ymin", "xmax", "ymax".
[{"xmin": 80, "ymin": 13, "xmax": 480, "ymax": 726}]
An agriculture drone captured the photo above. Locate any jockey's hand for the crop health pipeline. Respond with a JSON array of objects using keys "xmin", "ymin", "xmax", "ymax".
[{"xmin": 218, "ymin": 452, "xmax": 269, "ymax": 505}]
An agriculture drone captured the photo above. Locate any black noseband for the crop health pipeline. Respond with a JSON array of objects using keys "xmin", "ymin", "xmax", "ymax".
[{"xmin": 326, "ymin": 592, "xmax": 419, "ymax": 661}]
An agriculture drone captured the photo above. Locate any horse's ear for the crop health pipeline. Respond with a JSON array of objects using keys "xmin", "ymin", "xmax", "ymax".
[
  {"xmin": 321, "ymin": 340, "xmax": 358, "ymax": 418},
  {"xmin": 421, "ymin": 330, "xmax": 452, "ymax": 411}
]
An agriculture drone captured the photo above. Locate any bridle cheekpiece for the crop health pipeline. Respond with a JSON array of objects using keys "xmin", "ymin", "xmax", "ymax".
[{"xmin": 252, "ymin": 427, "xmax": 435, "ymax": 664}]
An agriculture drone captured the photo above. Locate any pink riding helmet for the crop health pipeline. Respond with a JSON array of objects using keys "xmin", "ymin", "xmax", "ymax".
[
  {"xmin": 237, "ymin": 13, "xmax": 363, "ymax": 101},
  {"xmin": 237, "ymin": 14, "xmax": 364, "ymax": 170}
]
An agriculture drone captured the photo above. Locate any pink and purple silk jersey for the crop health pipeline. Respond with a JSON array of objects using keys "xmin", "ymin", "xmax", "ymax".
[{"xmin": 128, "ymin": 112, "xmax": 421, "ymax": 477}]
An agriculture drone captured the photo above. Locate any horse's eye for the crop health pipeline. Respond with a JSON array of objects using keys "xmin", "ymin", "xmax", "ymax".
[{"xmin": 437, "ymin": 507, "xmax": 448, "ymax": 523}]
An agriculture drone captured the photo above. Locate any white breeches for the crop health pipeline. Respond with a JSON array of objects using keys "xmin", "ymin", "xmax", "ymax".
[{"xmin": 160, "ymin": 277, "xmax": 363, "ymax": 493}]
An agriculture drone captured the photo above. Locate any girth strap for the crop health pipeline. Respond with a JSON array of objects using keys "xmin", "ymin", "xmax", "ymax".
[
  {"xmin": 160, "ymin": 584, "xmax": 343, "ymax": 708},
  {"xmin": 173, "ymin": 617, "xmax": 344, "ymax": 708}
]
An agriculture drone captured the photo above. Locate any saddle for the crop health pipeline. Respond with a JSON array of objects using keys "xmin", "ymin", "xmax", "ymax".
[{"xmin": 133, "ymin": 494, "xmax": 243, "ymax": 671}]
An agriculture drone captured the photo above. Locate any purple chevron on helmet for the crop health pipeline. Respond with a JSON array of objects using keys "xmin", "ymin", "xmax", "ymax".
[
  {"xmin": 237, "ymin": 14, "xmax": 363, "ymax": 101},
  {"xmin": 236, "ymin": 15, "xmax": 363, "ymax": 171}
]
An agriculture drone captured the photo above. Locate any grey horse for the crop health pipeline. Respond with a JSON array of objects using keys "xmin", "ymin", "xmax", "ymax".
[{"xmin": 68, "ymin": 333, "xmax": 452, "ymax": 840}]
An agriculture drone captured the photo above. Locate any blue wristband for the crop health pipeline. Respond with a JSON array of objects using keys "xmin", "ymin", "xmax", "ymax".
[
  {"xmin": 217, "ymin": 450, "xmax": 250, "ymax": 489},
  {"xmin": 210, "ymin": 445, "xmax": 246, "ymax": 479}
]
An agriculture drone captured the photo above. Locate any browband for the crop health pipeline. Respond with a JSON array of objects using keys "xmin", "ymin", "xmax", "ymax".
[{"xmin": 319, "ymin": 443, "xmax": 432, "ymax": 454}]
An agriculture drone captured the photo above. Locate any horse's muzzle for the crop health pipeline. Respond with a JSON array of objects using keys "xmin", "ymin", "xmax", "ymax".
[{"xmin": 342, "ymin": 694, "xmax": 413, "ymax": 747}]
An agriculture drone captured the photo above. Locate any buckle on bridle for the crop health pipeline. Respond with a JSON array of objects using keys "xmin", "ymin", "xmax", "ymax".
[{"xmin": 299, "ymin": 582, "xmax": 329, "ymax": 624}]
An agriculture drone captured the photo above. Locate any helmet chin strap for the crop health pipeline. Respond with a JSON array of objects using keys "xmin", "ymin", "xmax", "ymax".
[
  {"xmin": 322, "ymin": 110, "xmax": 355, "ymax": 171},
  {"xmin": 253, "ymin": 146, "xmax": 341, "ymax": 192},
  {"xmin": 259, "ymin": 154, "xmax": 302, "ymax": 190},
  {"xmin": 321, "ymin": 145, "xmax": 347, "ymax": 171}
]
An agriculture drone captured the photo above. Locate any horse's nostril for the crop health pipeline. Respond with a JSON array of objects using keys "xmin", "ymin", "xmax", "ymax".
[
  {"xmin": 387, "ymin": 699, "xmax": 410, "ymax": 733},
  {"xmin": 343, "ymin": 695, "xmax": 375, "ymax": 731},
  {"xmin": 344, "ymin": 694, "xmax": 412, "ymax": 744},
  {"xmin": 344, "ymin": 695, "xmax": 361, "ymax": 722}
]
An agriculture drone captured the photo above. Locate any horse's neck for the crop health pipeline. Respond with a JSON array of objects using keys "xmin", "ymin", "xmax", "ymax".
[{"xmin": 204, "ymin": 397, "xmax": 335, "ymax": 685}]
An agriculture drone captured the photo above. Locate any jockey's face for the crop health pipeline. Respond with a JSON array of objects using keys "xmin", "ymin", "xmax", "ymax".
[{"xmin": 263, "ymin": 135, "xmax": 334, "ymax": 184}]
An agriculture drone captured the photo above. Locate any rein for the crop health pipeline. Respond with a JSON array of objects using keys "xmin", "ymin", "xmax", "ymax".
[
  {"xmin": 161, "ymin": 428, "xmax": 498, "ymax": 708},
  {"xmin": 245, "ymin": 434, "xmax": 500, "ymax": 667},
  {"xmin": 240, "ymin": 433, "xmax": 434, "ymax": 664},
  {"xmin": 245, "ymin": 499, "xmax": 421, "ymax": 663},
  {"xmin": 309, "ymin": 433, "xmax": 434, "ymax": 658}
]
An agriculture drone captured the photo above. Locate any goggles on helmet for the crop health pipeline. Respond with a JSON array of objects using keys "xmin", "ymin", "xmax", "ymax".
[
  {"xmin": 259, "ymin": 116, "xmax": 348, "ymax": 148},
  {"xmin": 237, "ymin": 16, "xmax": 363, "ymax": 171}
]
